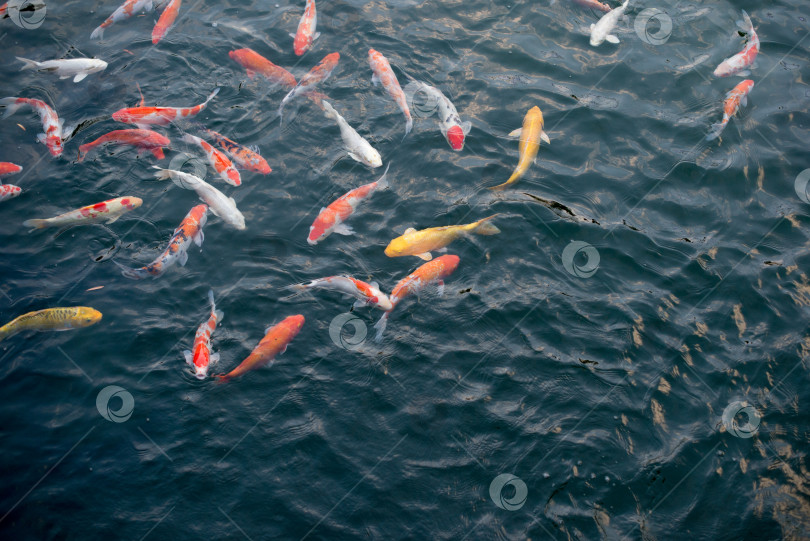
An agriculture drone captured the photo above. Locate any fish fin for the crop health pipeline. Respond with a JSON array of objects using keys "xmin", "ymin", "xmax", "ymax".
[
  {"xmin": 105, "ymin": 215, "xmax": 121, "ymax": 224},
  {"xmin": 371, "ymin": 73, "xmax": 380, "ymax": 86},
  {"xmin": 461, "ymin": 121, "xmax": 471, "ymax": 135},
  {"xmin": 590, "ymin": 24, "xmax": 595, "ymax": 30},
  {"xmin": 741, "ymin": 96, "xmax": 748, "ymax": 107},
  {"xmin": 373, "ymin": 312, "xmax": 390, "ymax": 342},
  {"xmin": 36, "ymin": 133, "xmax": 47, "ymax": 145},
  {"xmin": 215, "ymin": 310, "xmax": 224, "ymax": 322},
  {"xmin": 246, "ymin": 69, "xmax": 256, "ymax": 79},
  {"xmin": 437, "ymin": 247, "xmax": 447, "ymax": 253},
  {"xmin": 473, "ymin": 214, "xmax": 501, "ymax": 235},
  {"xmin": 437, "ymin": 281, "xmax": 445, "ymax": 296},
  {"xmin": 193, "ymin": 229, "xmax": 204, "ymax": 247},
  {"xmin": 737, "ymin": 70, "xmax": 751, "ymax": 77},
  {"xmin": 606, "ymin": 34, "xmax": 620, "ymax": 44},
  {"xmin": 416, "ymin": 252, "xmax": 433, "ymax": 261},
  {"xmin": 208, "ymin": 288, "xmax": 215, "ymax": 308},
  {"xmin": 183, "ymin": 350, "xmax": 193, "ymax": 365},
  {"xmin": 404, "ymin": 227, "xmax": 417, "ymax": 235},
  {"xmin": 347, "ymin": 151, "xmax": 361, "ymax": 162},
  {"xmin": 405, "ymin": 118, "xmax": 413, "ymax": 136},
  {"xmin": 178, "ymin": 250, "xmax": 189, "ymax": 266},
  {"xmin": 353, "ymin": 300, "xmax": 367, "ymax": 309},
  {"xmin": 508, "ymin": 128, "xmax": 522, "ymax": 138},
  {"xmin": 22, "ymin": 219, "xmax": 48, "ymax": 229},
  {"xmin": 333, "ymin": 223, "xmax": 355, "ymax": 236},
  {"xmin": 705, "ymin": 122, "xmax": 724, "ymax": 141},
  {"xmin": 541, "ymin": 130, "xmax": 551, "ymax": 144},
  {"xmin": 73, "ymin": 73, "xmax": 88, "ymax": 83},
  {"xmin": 151, "ymin": 148, "xmax": 165, "ymax": 160},
  {"xmin": 16, "ymin": 57, "xmax": 40, "ymax": 71},
  {"xmin": 313, "ymin": 32, "xmax": 321, "ymax": 40},
  {"xmin": 210, "ymin": 352, "xmax": 220, "ymax": 364},
  {"xmin": 289, "ymin": 32, "xmax": 296, "ymax": 39},
  {"xmin": 248, "ymin": 145, "xmax": 261, "ymax": 154},
  {"xmin": 90, "ymin": 26, "xmax": 104, "ymax": 40},
  {"xmin": 0, "ymin": 98, "xmax": 24, "ymax": 118}
]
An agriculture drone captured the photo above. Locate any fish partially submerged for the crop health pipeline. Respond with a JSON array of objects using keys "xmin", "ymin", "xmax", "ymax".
[
  {"xmin": 183, "ymin": 289, "xmax": 223, "ymax": 380},
  {"xmin": 571, "ymin": 0, "xmax": 612, "ymax": 13},
  {"xmin": 91, "ymin": 0, "xmax": 155, "ymax": 40},
  {"xmin": 291, "ymin": 0, "xmax": 320, "ymax": 56},
  {"xmin": 368, "ymin": 48, "xmax": 412, "ymax": 135},
  {"xmin": 17, "ymin": 57, "xmax": 108, "ymax": 83},
  {"xmin": 321, "ymin": 100, "xmax": 382, "ymax": 168},
  {"xmin": 289, "ymin": 276, "xmax": 393, "ymax": 311},
  {"xmin": 0, "ymin": 306, "xmax": 102, "ymax": 342},
  {"xmin": 219, "ymin": 315, "xmax": 305, "ymax": 382},
  {"xmin": 706, "ymin": 79, "xmax": 754, "ymax": 141},
  {"xmin": 713, "ymin": 10, "xmax": 759, "ymax": 77},
  {"xmin": 116, "ymin": 204, "xmax": 207, "ymax": 279},
  {"xmin": 404, "ymin": 80, "xmax": 470, "ymax": 150},
  {"xmin": 153, "ymin": 167, "xmax": 246, "ymax": 230},
  {"xmin": 228, "ymin": 48, "xmax": 296, "ymax": 87},
  {"xmin": 112, "ymin": 88, "xmax": 219, "ymax": 129},
  {"xmin": 0, "ymin": 97, "xmax": 64, "ymax": 156},
  {"xmin": 489, "ymin": 106, "xmax": 550, "ymax": 191},
  {"xmin": 589, "ymin": 0, "xmax": 629, "ymax": 46},
  {"xmin": 279, "ymin": 52, "xmax": 339, "ymax": 120},
  {"xmin": 152, "ymin": 0, "xmax": 181, "ymax": 44},
  {"xmin": 0, "ymin": 162, "xmax": 22, "ymax": 177},
  {"xmin": 181, "ymin": 133, "xmax": 241, "ymax": 186},
  {"xmin": 78, "ymin": 129, "xmax": 170, "ymax": 161},
  {"xmin": 0, "ymin": 184, "xmax": 22, "ymax": 203},
  {"xmin": 308, "ymin": 164, "xmax": 389, "ymax": 245},
  {"xmin": 374, "ymin": 254, "xmax": 460, "ymax": 341},
  {"xmin": 24, "ymin": 196, "xmax": 143, "ymax": 230},
  {"xmin": 201, "ymin": 127, "xmax": 272, "ymax": 174},
  {"xmin": 384, "ymin": 215, "xmax": 500, "ymax": 260}
]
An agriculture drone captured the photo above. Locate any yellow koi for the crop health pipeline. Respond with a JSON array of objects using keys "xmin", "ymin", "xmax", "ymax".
[
  {"xmin": 0, "ymin": 306, "xmax": 102, "ymax": 342},
  {"xmin": 489, "ymin": 106, "xmax": 550, "ymax": 191},
  {"xmin": 384, "ymin": 215, "xmax": 500, "ymax": 260}
]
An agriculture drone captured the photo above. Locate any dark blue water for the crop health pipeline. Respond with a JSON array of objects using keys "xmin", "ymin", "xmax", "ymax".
[{"xmin": 1, "ymin": 0, "xmax": 809, "ymax": 539}]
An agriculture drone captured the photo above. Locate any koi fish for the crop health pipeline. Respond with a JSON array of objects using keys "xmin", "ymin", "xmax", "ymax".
[
  {"xmin": 374, "ymin": 254, "xmax": 460, "ymax": 341},
  {"xmin": 112, "ymin": 88, "xmax": 219, "ymax": 129},
  {"xmin": 181, "ymin": 133, "xmax": 241, "ymax": 186},
  {"xmin": 279, "ymin": 52, "xmax": 340, "ymax": 120},
  {"xmin": 153, "ymin": 167, "xmax": 245, "ymax": 230},
  {"xmin": 152, "ymin": 0, "xmax": 180, "ymax": 44},
  {"xmin": 0, "ymin": 97, "xmax": 63, "ymax": 156},
  {"xmin": 571, "ymin": 0, "xmax": 612, "ymax": 13},
  {"xmin": 116, "ymin": 204, "xmax": 207, "ymax": 279},
  {"xmin": 0, "ymin": 306, "xmax": 102, "ymax": 342},
  {"xmin": 590, "ymin": 0, "xmax": 629, "ymax": 46},
  {"xmin": 219, "ymin": 315, "xmax": 305, "ymax": 382},
  {"xmin": 183, "ymin": 289, "xmax": 223, "ymax": 379},
  {"xmin": 91, "ymin": 0, "xmax": 155, "ymax": 40},
  {"xmin": 0, "ymin": 184, "xmax": 22, "ymax": 202},
  {"xmin": 321, "ymin": 100, "xmax": 382, "ymax": 168},
  {"xmin": 489, "ymin": 106, "xmax": 550, "ymax": 191},
  {"xmin": 0, "ymin": 162, "xmax": 22, "ymax": 177},
  {"xmin": 0, "ymin": 3, "xmax": 6, "ymax": 18},
  {"xmin": 201, "ymin": 127, "xmax": 272, "ymax": 174},
  {"xmin": 290, "ymin": 276, "xmax": 393, "ymax": 311},
  {"xmin": 23, "ymin": 196, "xmax": 143, "ymax": 230},
  {"xmin": 17, "ymin": 57, "xmax": 108, "ymax": 83},
  {"xmin": 714, "ymin": 11, "xmax": 759, "ymax": 77},
  {"xmin": 368, "ymin": 49, "xmax": 412, "ymax": 135},
  {"xmin": 228, "ymin": 48, "xmax": 296, "ymax": 87},
  {"xmin": 404, "ymin": 80, "xmax": 470, "ymax": 150},
  {"xmin": 78, "ymin": 129, "xmax": 170, "ymax": 161},
  {"xmin": 706, "ymin": 79, "xmax": 754, "ymax": 141},
  {"xmin": 308, "ymin": 164, "xmax": 389, "ymax": 245},
  {"xmin": 291, "ymin": 0, "xmax": 320, "ymax": 56},
  {"xmin": 384, "ymin": 215, "xmax": 500, "ymax": 260}
]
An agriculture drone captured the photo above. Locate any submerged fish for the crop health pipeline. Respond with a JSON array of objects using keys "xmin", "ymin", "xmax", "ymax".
[
  {"xmin": 153, "ymin": 167, "xmax": 245, "ymax": 230},
  {"xmin": 78, "ymin": 129, "xmax": 170, "ymax": 161},
  {"xmin": 368, "ymin": 48, "xmax": 412, "ymax": 135},
  {"xmin": 112, "ymin": 88, "xmax": 219, "ymax": 129},
  {"xmin": 228, "ymin": 48, "xmax": 296, "ymax": 87},
  {"xmin": 116, "ymin": 204, "xmax": 207, "ymax": 279},
  {"xmin": 706, "ymin": 79, "xmax": 754, "ymax": 141},
  {"xmin": 589, "ymin": 0, "xmax": 629, "ymax": 46},
  {"xmin": 489, "ymin": 106, "xmax": 550, "ymax": 191},
  {"xmin": 0, "ymin": 97, "xmax": 64, "ymax": 156},
  {"xmin": 714, "ymin": 10, "xmax": 760, "ymax": 77},
  {"xmin": 201, "ymin": 127, "xmax": 272, "ymax": 174},
  {"xmin": 384, "ymin": 215, "xmax": 500, "ymax": 260},
  {"xmin": 23, "ymin": 196, "xmax": 143, "ymax": 230},
  {"xmin": 404, "ymin": 80, "xmax": 470, "ymax": 150},
  {"xmin": 181, "ymin": 133, "xmax": 241, "ymax": 186},
  {"xmin": 219, "ymin": 315, "xmax": 305, "ymax": 382},
  {"xmin": 0, "ymin": 306, "xmax": 102, "ymax": 342},
  {"xmin": 152, "ymin": 0, "xmax": 180, "ymax": 44},
  {"xmin": 570, "ymin": 0, "xmax": 612, "ymax": 13},
  {"xmin": 183, "ymin": 289, "xmax": 223, "ymax": 380},
  {"xmin": 17, "ymin": 57, "xmax": 108, "ymax": 83},
  {"xmin": 91, "ymin": 0, "xmax": 155, "ymax": 40},
  {"xmin": 321, "ymin": 100, "xmax": 382, "ymax": 168},
  {"xmin": 279, "ymin": 52, "xmax": 339, "ymax": 120},
  {"xmin": 308, "ymin": 164, "xmax": 389, "ymax": 245},
  {"xmin": 0, "ymin": 162, "xmax": 22, "ymax": 177},
  {"xmin": 0, "ymin": 184, "xmax": 22, "ymax": 202},
  {"xmin": 374, "ymin": 254, "xmax": 460, "ymax": 341},
  {"xmin": 291, "ymin": 0, "xmax": 320, "ymax": 56},
  {"xmin": 290, "ymin": 276, "xmax": 393, "ymax": 311}
]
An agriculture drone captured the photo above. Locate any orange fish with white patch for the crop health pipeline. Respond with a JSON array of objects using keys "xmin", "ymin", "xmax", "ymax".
[
  {"xmin": 201, "ymin": 128, "xmax": 272, "ymax": 175},
  {"xmin": 91, "ymin": 0, "xmax": 155, "ymax": 40},
  {"xmin": 228, "ymin": 48, "xmax": 296, "ymax": 87},
  {"xmin": 78, "ymin": 129, "xmax": 170, "ymax": 161},
  {"xmin": 219, "ymin": 315, "xmax": 305, "ymax": 382},
  {"xmin": 23, "ymin": 196, "xmax": 143, "ymax": 229},
  {"xmin": 184, "ymin": 289, "xmax": 223, "ymax": 379},
  {"xmin": 278, "ymin": 52, "xmax": 339, "ymax": 120},
  {"xmin": 0, "ymin": 162, "xmax": 22, "ymax": 177},
  {"xmin": 368, "ymin": 49, "xmax": 412, "ymax": 135},
  {"xmin": 0, "ymin": 184, "xmax": 21, "ymax": 203},
  {"xmin": 0, "ymin": 97, "xmax": 64, "ymax": 156},
  {"xmin": 152, "ymin": 0, "xmax": 181, "ymax": 44},
  {"xmin": 112, "ymin": 88, "xmax": 219, "ymax": 129},
  {"xmin": 181, "ymin": 133, "xmax": 241, "ymax": 186},
  {"xmin": 291, "ymin": 0, "xmax": 320, "ymax": 56},
  {"xmin": 289, "ymin": 276, "xmax": 393, "ymax": 311},
  {"xmin": 706, "ymin": 79, "xmax": 754, "ymax": 141}
]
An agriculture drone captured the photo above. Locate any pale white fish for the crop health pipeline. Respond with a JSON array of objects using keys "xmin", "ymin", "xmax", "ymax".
[
  {"xmin": 404, "ymin": 80, "xmax": 471, "ymax": 151},
  {"xmin": 590, "ymin": 0, "xmax": 630, "ymax": 46},
  {"xmin": 17, "ymin": 57, "xmax": 108, "ymax": 83},
  {"xmin": 153, "ymin": 167, "xmax": 246, "ymax": 230},
  {"xmin": 321, "ymin": 100, "xmax": 382, "ymax": 168}
]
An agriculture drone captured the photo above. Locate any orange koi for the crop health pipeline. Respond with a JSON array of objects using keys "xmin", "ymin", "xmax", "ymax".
[
  {"xmin": 78, "ymin": 129, "xmax": 170, "ymax": 161},
  {"xmin": 112, "ymin": 88, "xmax": 219, "ymax": 129},
  {"xmin": 152, "ymin": 0, "xmax": 181, "ymax": 44},
  {"xmin": 219, "ymin": 315, "xmax": 305, "ymax": 382},
  {"xmin": 228, "ymin": 48, "xmax": 296, "ymax": 87}
]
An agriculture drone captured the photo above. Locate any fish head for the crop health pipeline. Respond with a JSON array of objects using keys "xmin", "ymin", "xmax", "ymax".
[
  {"xmin": 192, "ymin": 349, "xmax": 209, "ymax": 379},
  {"xmin": 372, "ymin": 293, "xmax": 394, "ymax": 312},
  {"xmin": 437, "ymin": 254, "xmax": 461, "ymax": 273},
  {"xmin": 364, "ymin": 149, "xmax": 383, "ymax": 168},
  {"xmin": 294, "ymin": 34, "xmax": 312, "ymax": 56},
  {"xmin": 713, "ymin": 61, "xmax": 733, "ymax": 77},
  {"xmin": 256, "ymin": 161, "xmax": 272, "ymax": 175},
  {"xmin": 446, "ymin": 125, "xmax": 465, "ymax": 151},
  {"xmin": 284, "ymin": 314, "xmax": 306, "ymax": 334},
  {"xmin": 76, "ymin": 307, "xmax": 103, "ymax": 327},
  {"xmin": 120, "ymin": 196, "xmax": 143, "ymax": 210},
  {"xmin": 46, "ymin": 135, "xmax": 63, "ymax": 156},
  {"xmin": 308, "ymin": 222, "xmax": 328, "ymax": 245},
  {"xmin": 384, "ymin": 238, "xmax": 407, "ymax": 257},
  {"xmin": 226, "ymin": 168, "xmax": 242, "ymax": 186}
]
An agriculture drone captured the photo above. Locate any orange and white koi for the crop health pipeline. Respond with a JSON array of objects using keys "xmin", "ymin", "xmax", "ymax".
[
  {"xmin": 374, "ymin": 254, "xmax": 460, "ymax": 341},
  {"xmin": 184, "ymin": 289, "xmax": 223, "ymax": 379},
  {"xmin": 291, "ymin": 0, "xmax": 320, "ymax": 56},
  {"xmin": 290, "ymin": 276, "xmax": 393, "ymax": 311},
  {"xmin": 714, "ymin": 11, "xmax": 759, "ymax": 77},
  {"xmin": 368, "ymin": 49, "xmax": 412, "ymax": 135},
  {"xmin": 228, "ymin": 48, "xmax": 296, "ymax": 87},
  {"xmin": 152, "ymin": 0, "xmax": 180, "ymax": 44},
  {"xmin": 308, "ymin": 164, "xmax": 389, "ymax": 245},
  {"xmin": 23, "ymin": 196, "xmax": 143, "ymax": 229},
  {"xmin": 112, "ymin": 88, "xmax": 219, "ymax": 129},
  {"xmin": 91, "ymin": 0, "xmax": 155, "ymax": 40},
  {"xmin": 17, "ymin": 57, "xmax": 108, "ymax": 83},
  {"xmin": 571, "ymin": 0, "xmax": 612, "ymax": 13},
  {"xmin": 0, "ymin": 162, "xmax": 22, "ymax": 177},
  {"xmin": 219, "ymin": 315, "xmax": 305, "ymax": 382},
  {"xmin": 384, "ymin": 215, "xmax": 500, "ymax": 261},
  {"xmin": 201, "ymin": 128, "xmax": 272, "ymax": 175},
  {"xmin": 116, "ymin": 204, "xmax": 207, "ymax": 279},
  {"xmin": 78, "ymin": 129, "xmax": 170, "ymax": 161},
  {"xmin": 0, "ymin": 97, "xmax": 64, "ymax": 157},
  {"xmin": 0, "ymin": 184, "xmax": 22, "ymax": 203},
  {"xmin": 181, "ymin": 133, "xmax": 241, "ymax": 186},
  {"xmin": 404, "ymin": 80, "xmax": 470, "ymax": 150},
  {"xmin": 706, "ymin": 79, "xmax": 754, "ymax": 141},
  {"xmin": 279, "ymin": 52, "xmax": 340, "ymax": 120}
]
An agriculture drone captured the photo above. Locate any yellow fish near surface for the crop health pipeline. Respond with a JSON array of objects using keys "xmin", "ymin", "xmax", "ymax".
[
  {"xmin": 0, "ymin": 307, "xmax": 102, "ymax": 342},
  {"xmin": 489, "ymin": 106, "xmax": 550, "ymax": 191},
  {"xmin": 384, "ymin": 215, "xmax": 501, "ymax": 260}
]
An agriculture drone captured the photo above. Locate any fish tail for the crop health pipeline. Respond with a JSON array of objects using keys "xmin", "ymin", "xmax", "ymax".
[
  {"xmin": 705, "ymin": 122, "xmax": 725, "ymax": 141},
  {"xmin": 90, "ymin": 26, "xmax": 104, "ymax": 40},
  {"xmin": 77, "ymin": 143, "xmax": 93, "ymax": 162},
  {"xmin": 113, "ymin": 259, "xmax": 149, "ymax": 280},
  {"xmin": 373, "ymin": 311, "xmax": 390, "ymax": 342},
  {"xmin": 375, "ymin": 163, "xmax": 391, "ymax": 190},
  {"xmin": 22, "ymin": 219, "xmax": 48, "ymax": 229},
  {"xmin": 0, "ymin": 323, "xmax": 13, "ymax": 343},
  {"xmin": 204, "ymin": 87, "xmax": 220, "ymax": 106},
  {"xmin": 0, "ymin": 97, "xmax": 24, "ymax": 118},
  {"xmin": 321, "ymin": 99, "xmax": 338, "ymax": 120},
  {"xmin": 152, "ymin": 166, "xmax": 173, "ymax": 181},
  {"xmin": 16, "ymin": 57, "xmax": 40, "ymax": 71},
  {"xmin": 208, "ymin": 289, "xmax": 216, "ymax": 311},
  {"xmin": 405, "ymin": 117, "xmax": 413, "ymax": 136},
  {"xmin": 472, "ymin": 214, "xmax": 501, "ymax": 235}
]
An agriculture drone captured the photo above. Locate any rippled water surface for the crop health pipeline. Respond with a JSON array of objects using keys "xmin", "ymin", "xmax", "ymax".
[{"xmin": 1, "ymin": 0, "xmax": 810, "ymax": 539}]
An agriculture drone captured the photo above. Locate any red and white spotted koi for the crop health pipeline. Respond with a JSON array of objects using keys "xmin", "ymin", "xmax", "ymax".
[
  {"xmin": 714, "ymin": 11, "xmax": 759, "ymax": 78},
  {"xmin": 292, "ymin": 0, "xmax": 320, "ymax": 56},
  {"xmin": 278, "ymin": 52, "xmax": 339, "ymax": 120},
  {"xmin": 112, "ymin": 88, "xmax": 219, "ymax": 129},
  {"xmin": 368, "ymin": 49, "xmax": 412, "ymax": 135},
  {"xmin": 290, "ymin": 276, "xmax": 393, "ymax": 311},
  {"xmin": 0, "ymin": 184, "xmax": 22, "ymax": 203},
  {"xmin": 706, "ymin": 79, "xmax": 754, "ymax": 141},
  {"xmin": 91, "ymin": 0, "xmax": 155, "ymax": 40},
  {"xmin": 23, "ymin": 196, "xmax": 143, "ymax": 229},
  {"xmin": 0, "ymin": 97, "xmax": 64, "ymax": 156},
  {"xmin": 182, "ymin": 133, "xmax": 241, "ymax": 186},
  {"xmin": 184, "ymin": 289, "xmax": 223, "ymax": 379}
]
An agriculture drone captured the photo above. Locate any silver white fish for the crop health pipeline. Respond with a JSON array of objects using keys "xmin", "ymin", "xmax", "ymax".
[
  {"xmin": 321, "ymin": 100, "xmax": 382, "ymax": 168},
  {"xmin": 17, "ymin": 57, "xmax": 108, "ymax": 83},
  {"xmin": 153, "ymin": 167, "xmax": 246, "ymax": 230},
  {"xmin": 404, "ymin": 80, "xmax": 471, "ymax": 151},
  {"xmin": 589, "ymin": 0, "xmax": 630, "ymax": 46}
]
